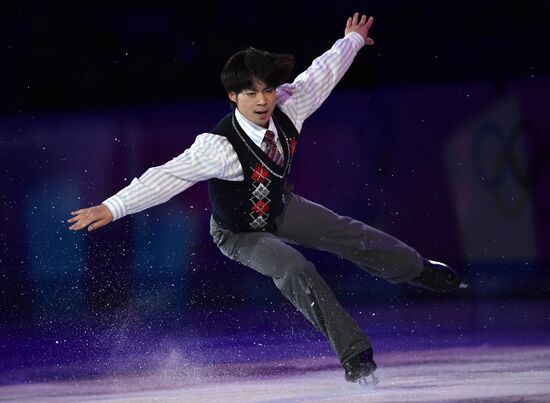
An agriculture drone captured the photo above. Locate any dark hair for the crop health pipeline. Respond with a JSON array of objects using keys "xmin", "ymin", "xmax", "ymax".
[{"xmin": 221, "ymin": 47, "xmax": 295, "ymax": 101}]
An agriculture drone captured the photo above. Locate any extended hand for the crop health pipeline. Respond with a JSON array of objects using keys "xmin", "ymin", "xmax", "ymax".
[
  {"xmin": 68, "ymin": 204, "xmax": 113, "ymax": 232},
  {"xmin": 345, "ymin": 12, "xmax": 374, "ymax": 45}
]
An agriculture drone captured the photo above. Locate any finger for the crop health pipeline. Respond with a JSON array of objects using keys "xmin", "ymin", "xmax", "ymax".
[
  {"xmin": 360, "ymin": 14, "xmax": 367, "ymax": 25},
  {"xmin": 93, "ymin": 218, "xmax": 110, "ymax": 231},
  {"xmin": 365, "ymin": 38, "xmax": 375, "ymax": 45},
  {"xmin": 69, "ymin": 220, "xmax": 86, "ymax": 231},
  {"xmin": 69, "ymin": 221, "xmax": 84, "ymax": 230},
  {"xmin": 88, "ymin": 217, "xmax": 109, "ymax": 232},
  {"xmin": 346, "ymin": 17, "xmax": 352, "ymax": 29},
  {"xmin": 365, "ymin": 16, "xmax": 374, "ymax": 29},
  {"xmin": 352, "ymin": 12, "xmax": 359, "ymax": 26},
  {"xmin": 70, "ymin": 216, "xmax": 94, "ymax": 231},
  {"xmin": 69, "ymin": 215, "xmax": 84, "ymax": 229}
]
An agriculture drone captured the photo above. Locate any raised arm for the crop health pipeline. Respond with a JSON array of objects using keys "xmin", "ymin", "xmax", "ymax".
[{"xmin": 277, "ymin": 12, "xmax": 375, "ymax": 131}]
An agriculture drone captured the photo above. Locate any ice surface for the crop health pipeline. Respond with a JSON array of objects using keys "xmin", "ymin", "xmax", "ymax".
[{"xmin": 1, "ymin": 345, "xmax": 549, "ymax": 402}]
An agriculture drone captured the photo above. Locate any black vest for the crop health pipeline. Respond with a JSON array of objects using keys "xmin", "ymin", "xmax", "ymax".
[{"xmin": 208, "ymin": 107, "xmax": 299, "ymax": 233}]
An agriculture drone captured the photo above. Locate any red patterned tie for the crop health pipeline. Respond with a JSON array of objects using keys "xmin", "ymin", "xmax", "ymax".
[{"xmin": 262, "ymin": 130, "xmax": 284, "ymax": 167}]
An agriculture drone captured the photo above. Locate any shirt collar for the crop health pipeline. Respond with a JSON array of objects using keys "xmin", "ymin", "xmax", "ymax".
[{"xmin": 235, "ymin": 108, "xmax": 278, "ymax": 147}]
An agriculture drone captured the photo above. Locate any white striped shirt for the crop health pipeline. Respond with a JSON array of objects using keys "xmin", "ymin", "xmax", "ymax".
[{"xmin": 103, "ymin": 32, "xmax": 365, "ymax": 221}]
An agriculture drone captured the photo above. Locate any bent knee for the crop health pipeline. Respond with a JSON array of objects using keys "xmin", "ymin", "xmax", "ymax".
[{"xmin": 273, "ymin": 260, "xmax": 316, "ymax": 288}]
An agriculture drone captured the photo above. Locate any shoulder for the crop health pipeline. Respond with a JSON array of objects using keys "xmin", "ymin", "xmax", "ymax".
[
  {"xmin": 276, "ymin": 85, "xmax": 294, "ymax": 103},
  {"xmin": 193, "ymin": 132, "xmax": 232, "ymax": 149},
  {"xmin": 187, "ymin": 133, "xmax": 235, "ymax": 168},
  {"xmin": 211, "ymin": 111, "xmax": 235, "ymax": 135},
  {"xmin": 275, "ymin": 85, "xmax": 303, "ymax": 132}
]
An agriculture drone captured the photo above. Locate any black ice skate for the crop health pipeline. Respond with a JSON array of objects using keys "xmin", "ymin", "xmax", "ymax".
[
  {"xmin": 408, "ymin": 258, "xmax": 467, "ymax": 292},
  {"xmin": 343, "ymin": 348, "xmax": 378, "ymax": 385}
]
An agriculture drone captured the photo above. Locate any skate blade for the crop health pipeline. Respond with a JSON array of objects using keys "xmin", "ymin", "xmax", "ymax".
[{"xmin": 357, "ymin": 372, "xmax": 379, "ymax": 388}]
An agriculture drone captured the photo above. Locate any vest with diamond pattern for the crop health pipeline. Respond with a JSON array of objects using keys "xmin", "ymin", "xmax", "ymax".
[{"xmin": 208, "ymin": 107, "xmax": 299, "ymax": 233}]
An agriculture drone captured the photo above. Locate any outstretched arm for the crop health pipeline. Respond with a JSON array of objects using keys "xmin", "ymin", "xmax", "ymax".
[{"xmin": 67, "ymin": 132, "xmax": 240, "ymax": 232}]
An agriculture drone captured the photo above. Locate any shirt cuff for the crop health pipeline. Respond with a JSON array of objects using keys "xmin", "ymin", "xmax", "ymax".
[
  {"xmin": 102, "ymin": 195, "xmax": 127, "ymax": 221},
  {"xmin": 345, "ymin": 31, "xmax": 366, "ymax": 50}
]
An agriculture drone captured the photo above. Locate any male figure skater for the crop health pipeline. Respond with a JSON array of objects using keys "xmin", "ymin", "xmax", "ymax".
[{"xmin": 68, "ymin": 12, "xmax": 462, "ymax": 384}]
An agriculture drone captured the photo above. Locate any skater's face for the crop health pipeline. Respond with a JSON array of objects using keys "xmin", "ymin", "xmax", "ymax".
[{"xmin": 228, "ymin": 79, "xmax": 276, "ymax": 128}]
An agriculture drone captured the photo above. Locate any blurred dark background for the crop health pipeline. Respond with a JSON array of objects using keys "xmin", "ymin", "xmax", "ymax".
[
  {"xmin": 0, "ymin": 0, "xmax": 549, "ymax": 344},
  {"xmin": 2, "ymin": 1, "xmax": 549, "ymax": 112}
]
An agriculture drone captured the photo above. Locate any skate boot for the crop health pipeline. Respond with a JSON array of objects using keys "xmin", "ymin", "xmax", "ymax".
[
  {"xmin": 408, "ymin": 258, "xmax": 466, "ymax": 292},
  {"xmin": 343, "ymin": 348, "xmax": 378, "ymax": 385}
]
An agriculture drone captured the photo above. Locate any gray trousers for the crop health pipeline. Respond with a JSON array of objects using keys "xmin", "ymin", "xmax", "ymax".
[{"xmin": 209, "ymin": 191, "xmax": 424, "ymax": 364}]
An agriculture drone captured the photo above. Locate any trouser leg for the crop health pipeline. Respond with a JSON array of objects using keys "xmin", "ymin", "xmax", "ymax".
[
  {"xmin": 210, "ymin": 216, "xmax": 371, "ymax": 364},
  {"xmin": 274, "ymin": 193, "xmax": 424, "ymax": 283}
]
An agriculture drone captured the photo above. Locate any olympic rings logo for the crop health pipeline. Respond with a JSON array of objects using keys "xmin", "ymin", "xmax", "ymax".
[{"xmin": 472, "ymin": 120, "xmax": 549, "ymax": 217}]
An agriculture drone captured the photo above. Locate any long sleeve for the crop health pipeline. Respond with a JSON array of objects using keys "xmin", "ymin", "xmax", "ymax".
[
  {"xmin": 277, "ymin": 32, "xmax": 365, "ymax": 132},
  {"xmin": 102, "ymin": 133, "xmax": 242, "ymax": 221},
  {"xmin": 102, "ymin": 32, "xmax": 365, "ymax": 222}
]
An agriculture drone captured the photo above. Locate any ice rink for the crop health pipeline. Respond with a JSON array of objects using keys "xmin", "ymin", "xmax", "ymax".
[
  {"xmin": 2, "ymin": 298, "xmax": 550, "ymax": 402},
  {"xmin": 1, "ymin": 345, "xmax": 549, "ymax": 402}
]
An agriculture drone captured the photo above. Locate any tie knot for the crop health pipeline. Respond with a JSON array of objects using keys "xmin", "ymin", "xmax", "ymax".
[
  {"xmin": 261, "ymin": 129, "xmax": 283, "ymax": 167},
  {"xmin": 263, "ymin": 130, "xmax": 275, "ymax": 144}
]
